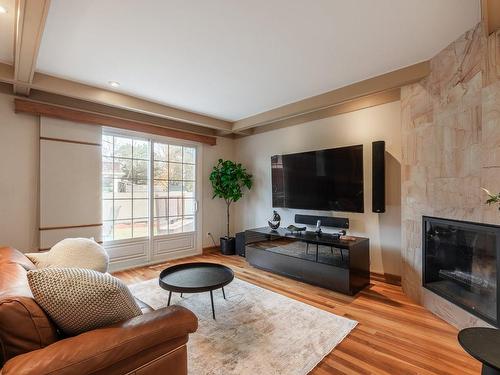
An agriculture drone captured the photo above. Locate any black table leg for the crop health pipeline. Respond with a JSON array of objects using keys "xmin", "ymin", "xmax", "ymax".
[
  {"xmin": 167, "ymin": 291, "xmax": 172, "ymax": 306},
  {"xmin": 210, "ymin": 290, "xmax": 215, "ymax": 319},
  {"xmin": 180, "ymin": 292, "xmax": 183, "ymax": 298},
  {"xmin": 222, "ymin": 287, "xmax": 226, "ymax": 299},
  {"xmin": 315, "ymin": 244, "xmax": 319, "ymax": 262}
]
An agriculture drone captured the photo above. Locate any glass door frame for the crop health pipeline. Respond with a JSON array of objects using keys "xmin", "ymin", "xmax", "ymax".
[{"xmin": 102, "ymin": 127, "xmax": 203, "ymax": 268}]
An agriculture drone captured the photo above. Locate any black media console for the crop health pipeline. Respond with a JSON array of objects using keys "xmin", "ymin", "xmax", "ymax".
[{"xmin": 245, "ymin": 227, "xmax": 370, "ymax": 295}]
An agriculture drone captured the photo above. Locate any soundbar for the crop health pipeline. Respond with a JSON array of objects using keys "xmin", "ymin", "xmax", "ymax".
[{"xmin": 294, "ymin": 214, "xmax": 349, "ymax": 229}]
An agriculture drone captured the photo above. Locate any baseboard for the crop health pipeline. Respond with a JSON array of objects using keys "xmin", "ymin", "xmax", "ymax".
[
  {"xmin": 370, "ymin": 271, "xmax": 401, "ymax": 286},
  {"xmin": 109, "ymin": 247, "xmax": 201, "ymax": 273}
]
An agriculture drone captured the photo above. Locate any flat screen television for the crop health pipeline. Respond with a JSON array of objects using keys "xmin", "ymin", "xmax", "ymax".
[{"xmin": 271, "ymin": 145, "xmax": 364, "ymax": 212}]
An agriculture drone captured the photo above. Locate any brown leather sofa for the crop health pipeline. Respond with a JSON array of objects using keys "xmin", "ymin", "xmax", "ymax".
[{"xmin": 0, "ymin": 246, "xmax": 198, "ymax": 375}]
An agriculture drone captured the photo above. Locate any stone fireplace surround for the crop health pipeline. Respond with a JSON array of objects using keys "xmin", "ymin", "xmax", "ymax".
[{"xmin": 401, "ymin": 22, "xmax": 500, "ymax": 329}]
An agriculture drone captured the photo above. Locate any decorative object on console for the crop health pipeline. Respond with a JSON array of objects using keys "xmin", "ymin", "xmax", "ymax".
[
  {"xmin": 286, "ymin": 225, "xmax": 306, "ymax": 234},
  {"xmin": 25, "ymin": 238, "xmax": 109, "ymax": 273},
  {"xmin": 315, "ymin": 219, "xmax": 322, "ymax": 234},
  {"xmin": 268, "ymin": 210, "xmax": 281, "ymax": 230},
  {"xmin": 483, "ymin": 188, "xmax": 500, "ymax": 211},
  {"xmin": 209, "ymin": 159, "xmax": 253, "ymax": 255}
]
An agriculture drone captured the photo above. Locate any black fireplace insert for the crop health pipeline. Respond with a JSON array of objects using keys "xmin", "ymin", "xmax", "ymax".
[{"xmin": 423, "ymin": 216, "xmax": 500, "ymax": 327}]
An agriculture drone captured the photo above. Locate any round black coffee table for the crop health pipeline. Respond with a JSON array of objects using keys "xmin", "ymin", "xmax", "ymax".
[
  {"xmin": 159, "ymin": 262, "xmax": 234, "ymax": 319},
  {"xmin": 458, "ymin": 327, "xmax": 500, "ymax": 375}
]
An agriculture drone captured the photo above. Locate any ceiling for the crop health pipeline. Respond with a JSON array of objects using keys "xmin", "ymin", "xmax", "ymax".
[{"xmin": 0, "ymin": 0, "xmax": 481, "ymax": 121}]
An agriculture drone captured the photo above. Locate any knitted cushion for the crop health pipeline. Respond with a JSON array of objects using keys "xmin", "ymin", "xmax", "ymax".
[
  {"xmin": 26, "ymin": 238, "xmax": 109, "ymax": 273},
  {"xmin": 27, "ymin": 268, "xmax": 142, "ymax": 336}
]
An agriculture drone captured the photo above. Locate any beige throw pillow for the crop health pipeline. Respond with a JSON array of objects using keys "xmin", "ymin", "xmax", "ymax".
[
  {"xmin": 27, "ymin": 268, "xmax": 142, "ymax": 336},
  {"xmin": 26, "ymin": 238, "xmax": 109, "ymax": 273}
]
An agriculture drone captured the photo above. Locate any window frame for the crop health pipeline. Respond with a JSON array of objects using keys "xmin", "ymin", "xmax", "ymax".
[{"xmin": 102, "ymin": 128, "xmax": 201, "ymax": 246}]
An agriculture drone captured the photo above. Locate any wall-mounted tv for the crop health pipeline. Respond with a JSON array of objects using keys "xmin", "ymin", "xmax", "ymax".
[{"xmin": 271, "ymin": 145, "xmax": 364, "ymax": 212}]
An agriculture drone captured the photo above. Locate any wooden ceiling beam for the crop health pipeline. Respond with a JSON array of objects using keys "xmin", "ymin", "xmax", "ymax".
[
  {"xmin": 14, "ymin": 98, "xmax": 217, "ymax": 146},
  {"xmin": 232, "ymin": 61, "xmax": 430, "ymax": 132},
  {"xmin": 0, "ymin": 62, "xmax": 233, "ymax": 131},
  {"xmin": 13, "ymin": 0, "xmax": 51, "ymax": 96},
  {"xmin": 27, "ymin": 90, "xmax": 218, "ymax": 137},
  {"xmin": 29, "ymin": 72, "xmax": 233, "ymax": 131},
  {"xmin": 252, "ymin": 88, "xmax": 401, "ymax": 135}
]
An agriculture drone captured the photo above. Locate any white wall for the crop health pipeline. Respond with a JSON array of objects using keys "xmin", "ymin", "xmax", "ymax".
[
  {"xmin": 0, "ymin": 92, "xmax": 39, "ymax": 252},
  {"xmin": 0, "ymin": 87, "xmax": 400, "ymax": 274},
  {"xmin": 233, "ymin": 101, "xmax": 402, "ymax": 276},
  {"xmin": 0, "ymin": 91, "xmax": 235, "ymax": 253},
  {"xmin": 202, "ymin": 137, "xmax": 234, "ymax": 247}
]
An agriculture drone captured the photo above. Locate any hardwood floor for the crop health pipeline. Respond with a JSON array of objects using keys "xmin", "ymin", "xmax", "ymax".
[{"xmin": 114, "ymin": 251, "xmax": 480, "ymax": 375}]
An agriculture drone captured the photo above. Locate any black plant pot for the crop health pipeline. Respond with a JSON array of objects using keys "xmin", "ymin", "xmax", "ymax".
[{"xmin": 220, "ymin": 237, "xmax": 235, "ymax": 255}]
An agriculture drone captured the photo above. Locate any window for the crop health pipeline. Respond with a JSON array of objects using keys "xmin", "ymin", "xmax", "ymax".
[
  {"xmin": 102, "ymin": 133, "xmax": 197, "ymax": 242},
  {"xmin": 102, "ymin": 135, "xmax": 150, "ymax": 241},
  {"xmin": 153, "ymin": 143, "xmax": 196, "ymax": 235}
]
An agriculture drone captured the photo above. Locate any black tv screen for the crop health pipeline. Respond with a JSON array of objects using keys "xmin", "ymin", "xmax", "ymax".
[{"xmin": 271, "ymin": 145, "xmax": 364, "ymax": 212}]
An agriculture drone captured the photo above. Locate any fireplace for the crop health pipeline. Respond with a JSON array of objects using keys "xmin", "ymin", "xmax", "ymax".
[{"xmin": 423, "ymin": 216, "xmax": 500, "ymax": 327}]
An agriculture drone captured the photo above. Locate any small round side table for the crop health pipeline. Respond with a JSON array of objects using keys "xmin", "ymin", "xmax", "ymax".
[{"xmin": 458, "ymin": 327, "xmax": 500, "ymax": 375}]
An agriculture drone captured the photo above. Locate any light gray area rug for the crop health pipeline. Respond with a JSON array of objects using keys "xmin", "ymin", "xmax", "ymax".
[{"xmin": 130, "ymin": 277, "xmax": 357, "ymax": 375}]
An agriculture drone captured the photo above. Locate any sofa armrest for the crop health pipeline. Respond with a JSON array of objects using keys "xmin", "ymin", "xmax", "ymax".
[{"xmin": 1, "ymin": 306, "xmax": 198, "ymax": 375}]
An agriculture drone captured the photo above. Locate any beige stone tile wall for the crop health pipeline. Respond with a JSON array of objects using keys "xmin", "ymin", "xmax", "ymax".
[{"xmin": 401, "ymin": 23, "xmax": 500, "ymax": 329}]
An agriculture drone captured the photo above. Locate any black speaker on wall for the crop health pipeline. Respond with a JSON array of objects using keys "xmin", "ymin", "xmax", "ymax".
[{"xmin": 372, "ymin": 141, "xmax": 385, "ymax": 213}]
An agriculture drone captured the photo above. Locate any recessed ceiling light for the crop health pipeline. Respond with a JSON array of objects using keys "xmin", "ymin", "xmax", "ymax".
[
  {"xmin": 0, "ymin": 5, "xmax": 8, "ymax": 13},
  {"xmin": 108, "ymin": 81, "xmax": 120, "ymax": 88}
]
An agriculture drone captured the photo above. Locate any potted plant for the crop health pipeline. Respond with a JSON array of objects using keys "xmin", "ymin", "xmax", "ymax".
[
  {"xmin": 209, "ymin": 159, "xmax": 252, "ymax": 254},
  {"xmin": 482, "ymin": 188, "xmax": 500, "ymax": 210}
]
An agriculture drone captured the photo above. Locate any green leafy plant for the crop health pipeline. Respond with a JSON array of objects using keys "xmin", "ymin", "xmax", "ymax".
[
  {"xmin": 482, "ymin": 188, "xmax": 500, "ymax": 210},
  {"xmin": 209, "ymin": 159, "xmax": 253, "ymax": 238}
]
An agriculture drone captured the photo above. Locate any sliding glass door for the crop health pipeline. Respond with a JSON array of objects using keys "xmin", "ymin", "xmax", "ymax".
[
  {"xmin": 102, "ymin": 130, "xmax": 201, "ymax": 270},
  {"xmin": 152, "ymin": 142, "xmax": 196, "ymax": 236}
]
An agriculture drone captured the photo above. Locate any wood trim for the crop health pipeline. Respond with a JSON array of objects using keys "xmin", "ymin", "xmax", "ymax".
[
  {"xmin": 39, "ymin": 223, "xmax": 103, "ymax": 231},
  {"xmin": 0, "ymin": 62, "xmax": 14, "ymax": 83},
  {"xmin": 233, "ymin": 61, "xmax": 430, "ymax": 132},
  {"xmin": 15, "ymin": 99, "xmax": 217, "ymax": 145},
  {"xmin": 13, "ymin": 0, "xmax": 51, "ymax": 95},
  {"xmin": 28, "ymin": 90, "xmax": 218, "ymax": 137},
  {"xmin": 482, "ymin": 0, "xmax": 500, "ymax": 35},
  {"xmin": 486, "ymin": 30, "xmax": 500, "ymax": 85},
  {"xmin": 40, "ymin": 136, "xmax": 101, "ymax": 147},
  {"xmin": 30, "ymin": 72, "xmax": 232, "ymax": 131},
  {"xmin": 0, "ymin": 62, "xmax": 231, "ymax": 132},
  {"xmin": 370, "ymin": 271, "xmax": 401, "ymax": 286},
  {"xmin": 252, "ymin": 88, "xmax": 400, "ymax": 135}
]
